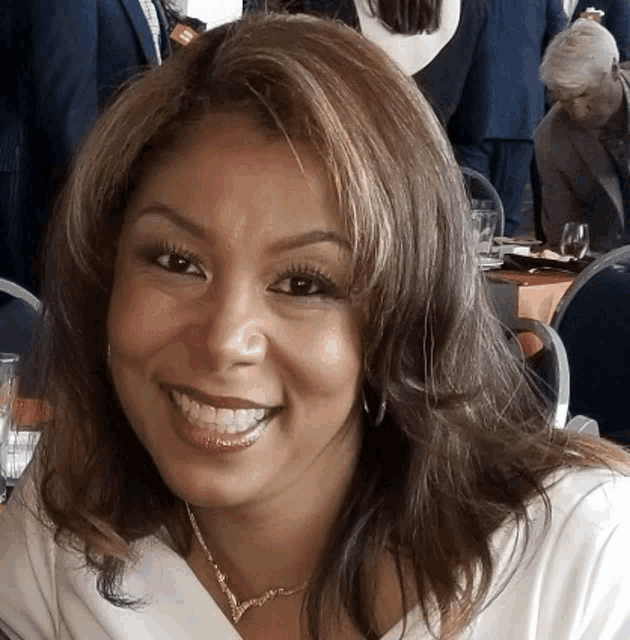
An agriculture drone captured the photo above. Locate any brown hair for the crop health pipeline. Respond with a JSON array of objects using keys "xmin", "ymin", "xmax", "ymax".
[
  {"xmin": 35, "ymin": 11, "xmax": 629, "ymax": 639},
  {"xmin": 366, "ymin": 0, "xmax": 443, "ymax": 33}
]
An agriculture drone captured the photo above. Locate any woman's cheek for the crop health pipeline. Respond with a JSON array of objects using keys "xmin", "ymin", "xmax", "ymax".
[
  {"xmin": 287, "ymin": 319, "xmax": 362, "ymax": 395},
  {"xmin": 108, "ymin": 276, "xmax": 185, "ymax": 356}
]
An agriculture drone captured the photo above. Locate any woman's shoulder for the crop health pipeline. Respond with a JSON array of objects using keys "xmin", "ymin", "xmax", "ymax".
[
  {"xmin": 541, "ymin": 465, "xmax": 630, "ymax": 522},
  {"xmin": 0, "ymin": 465, "xmax": 239, "ymax": 640},
  {"xmin": 474, "ymin": 465, "xmax": 630, "ymax": 640},
  {"xmin": 506, "ymin": 465, "xmax": 630, "ymax": 561},
  {"xmin": 0, "ymin": 463, "xmax": 62, "ymax": 638},
  {"xmin": 369, "ymin": 466, "xmax": 630, "ymax": 640}
]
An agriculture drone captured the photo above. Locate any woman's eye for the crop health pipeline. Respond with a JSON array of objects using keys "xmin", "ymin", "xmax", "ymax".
[
  {"xmin": 273, "ymin": 274, "xmax": 335, "ymax": 297},
  {"xmin": 155, "ymin": 253, "xmax": 204, "ymax": 277}
]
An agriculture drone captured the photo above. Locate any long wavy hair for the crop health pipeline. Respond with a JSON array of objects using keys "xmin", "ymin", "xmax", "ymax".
[{"xmin": 34, "ymin": 11, "xmax": 628, "ymax": 640}]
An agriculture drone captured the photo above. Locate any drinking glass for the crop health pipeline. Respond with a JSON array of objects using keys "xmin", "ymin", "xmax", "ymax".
[
  {"xmin": 560, "ymin": 222, "xmax": 590, "ymax": 260},
  {"xmin": 0, "ymin": 353, "xmax": 20, "ymax": 503},
  {"xmin": 471, "ymin": 200, "xmax": 499, "ymax": 257}
]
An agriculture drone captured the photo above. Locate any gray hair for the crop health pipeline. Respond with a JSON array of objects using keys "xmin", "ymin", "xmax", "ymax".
[{"xmin": 540, "ymin": 18, "xmax": 619, "ymax": 89}]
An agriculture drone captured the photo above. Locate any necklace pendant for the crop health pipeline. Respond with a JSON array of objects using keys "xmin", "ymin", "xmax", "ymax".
[
  {"xmin": 231, "ymin": 597, "xmax": 259, "ymax": 624},
  {"xmin": 226, "ymin": 589, "xmax": 275, "ymax": 623},
  {"xmin": 185, "ymin": 501, "xmax": 306, "ymax": 625}
]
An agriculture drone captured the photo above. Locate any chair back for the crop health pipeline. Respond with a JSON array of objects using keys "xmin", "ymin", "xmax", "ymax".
[
  {"xmin": 0, "ymin": 278, "xmax": 41, "ymax": 371},
  {"xmin": 460, "ymin": 166, "xmax": 505, "ymax": 240},
  {"xmin": 551, "ymin": 246, "xmax": 630, "ymax": 445},
  {"xmin": 564, "ymin": 415, "xmax": 599, "ymax": 437},
  {"xmin": 509, "ymin": 317, "xmax": 569, "ymax": 430},
  {"xmin": 0, "ymin": 278, "xmax": 40, "ymax": 313}
]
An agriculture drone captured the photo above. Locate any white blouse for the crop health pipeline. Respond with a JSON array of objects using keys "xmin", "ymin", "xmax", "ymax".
[{"xmin": 1, "ymin": 466, "xmax": 629, "ymax": 639}]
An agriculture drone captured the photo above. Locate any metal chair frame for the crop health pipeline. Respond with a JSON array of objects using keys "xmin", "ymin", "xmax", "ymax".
[
  {"xmin": 0, "ymin": 278, "xmax": 41, "ymax": 314},
  {"xmin": 510, "ymin": 317, "xmax": 570, "ymax": 431}
]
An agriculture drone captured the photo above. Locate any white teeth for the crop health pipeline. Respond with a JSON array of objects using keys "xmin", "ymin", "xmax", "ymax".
[
  {"xmin": 200, "ymin": 405, "xmax": 216, "ymax": 422},
  {"xmin": 170, "ymin": 390, "xmax": 270, "ymax": 434},
  {"xmin": 235, "ymin": 409, "xmax": 249, "ymax": 427},
  {"xmin": 217, "ymin": 408, "xmax": 234, "ymax": 426}
]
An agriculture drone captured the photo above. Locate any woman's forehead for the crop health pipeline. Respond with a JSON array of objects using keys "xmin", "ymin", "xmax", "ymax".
[{"xmin": 125, "ymin": 114, "xmax": 347, "ymax": 242}]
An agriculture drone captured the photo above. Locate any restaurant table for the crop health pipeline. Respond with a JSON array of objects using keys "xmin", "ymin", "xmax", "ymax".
[{"xmin": 485, "ymin": 269, "xmax": 576, "ymax": 354}]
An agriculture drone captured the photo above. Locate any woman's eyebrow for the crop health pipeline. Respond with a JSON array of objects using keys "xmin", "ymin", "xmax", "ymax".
[
  {"xmin": 134, "ymin": 204, "xmax": 209, "ymax": 240},
  {"xmin": 267, "ymin": 230, "xmax": 350, "ymax": 255},
  {"xmin": 133, "ymin": 205, "xmax": 350, "ymax": 254}
]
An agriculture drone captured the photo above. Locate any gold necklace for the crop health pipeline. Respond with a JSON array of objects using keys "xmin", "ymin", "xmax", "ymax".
[{"xmin": 185, "ymin": 502, "xmax": 308, "ymax": 623}]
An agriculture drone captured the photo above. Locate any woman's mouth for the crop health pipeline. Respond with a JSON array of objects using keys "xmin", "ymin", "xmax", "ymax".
[
  {"xmin": 169, "ymin": 389, "xmax": 277, "ymax": 452},
  {"xmin": 171, "ymin": 389, "xmax": 269, "ymax": 433}
]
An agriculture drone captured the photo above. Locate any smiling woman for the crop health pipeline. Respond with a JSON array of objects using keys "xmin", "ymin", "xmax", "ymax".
[
  {"xmin": 108, "ymin": 115, "xmax": 362, "ymax": 506},
  {"xmin": 1, "ymin": 10, "xmax": 630, "ymax": 640}
]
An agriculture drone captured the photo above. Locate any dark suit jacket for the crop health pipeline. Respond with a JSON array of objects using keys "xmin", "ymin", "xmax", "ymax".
[
  {"xmin": 426, "ymin": 0, "xmax": 565, "ymax": 144},
  {"xmin": 481, "ymin": 0, "xmax": 565, "ymax": 140},
  {"xmin": 572, "ymin": 0, "xmax": 630, "ymax": 63},
  {"xmin": 416, "ymin": 0, "xmax": 489, "ymax": 143},
  {"xmin": 0, "ymin": 0, "xmax": 171, "ymax": 291},
  {"xmin": 26, "ymin": 0, "xmax": 171, "ymax": 168}
]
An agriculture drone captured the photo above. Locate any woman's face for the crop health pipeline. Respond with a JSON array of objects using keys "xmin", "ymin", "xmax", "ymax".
[{"xmin": 107, "ymin": 115, "xmax": 363, "ymax": 510}]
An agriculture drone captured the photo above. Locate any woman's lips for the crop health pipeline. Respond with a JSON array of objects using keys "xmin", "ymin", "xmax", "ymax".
[
  {"xmin": 167, "ymin": 384, "xmax": 272, "ymax": 410},
  {"xmin": 168, "ymin": 388, "xmax": 279, "ymax": 453}
]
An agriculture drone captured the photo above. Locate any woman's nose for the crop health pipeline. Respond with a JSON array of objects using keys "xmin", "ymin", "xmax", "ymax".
[{"xmin": 183, "ymin": 281, "xmax": 267, "ymax": 371}]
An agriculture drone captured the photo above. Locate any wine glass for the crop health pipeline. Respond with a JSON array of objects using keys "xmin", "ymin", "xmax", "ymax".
[{"xmin": 560, "ymin": 222, "xmax": 590, "ymax": 260}]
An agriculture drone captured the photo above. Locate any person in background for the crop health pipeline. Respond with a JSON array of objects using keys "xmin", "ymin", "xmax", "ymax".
[
  {"xmin": 244, "ymin": 0, "xmax": 489, "ymax": 175},
  {"xmin": 535, "ymin": 19, "xmax": 630, "ymax": 251},
  {"xmin": 244, "ymin": 0, "xmax": 489, "ymax": 198},
  {"xmin": 444, "ymin": 0, "xmax": 566, "ymax": 237},
  {"xmin": 0, "ymin": 0, "xmax": 173, "ymax": 293},
  {"xmin": 1, "ymin": 12, "xmax": 630, "ymax": 640},
  {"xmin": 244, "ymin": 0, "xmax": 462, "ymax": 76},
  {"xmin": 416, "ymin": 0, "xmax": 488, "ymax": 132}
]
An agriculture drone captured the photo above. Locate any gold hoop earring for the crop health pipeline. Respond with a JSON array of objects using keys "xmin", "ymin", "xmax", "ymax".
[{"xmin": 362, "ymin": 388, "xmax": 387, "ymax": 427}]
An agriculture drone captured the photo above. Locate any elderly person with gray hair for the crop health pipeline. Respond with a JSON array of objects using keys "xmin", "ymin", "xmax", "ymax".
[{"xmin": 534, "ymin": 19, "xmax": 630, "ymax": 251}]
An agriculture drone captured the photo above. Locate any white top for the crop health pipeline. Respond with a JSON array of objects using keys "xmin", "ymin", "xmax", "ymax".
[
  {"xmin": 355, "ymin": 0, "xmax": 461, "ymax": 76},
  {"xmin": 1, "ymin": 466, "xmax": 629, "ymax": 639}
]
